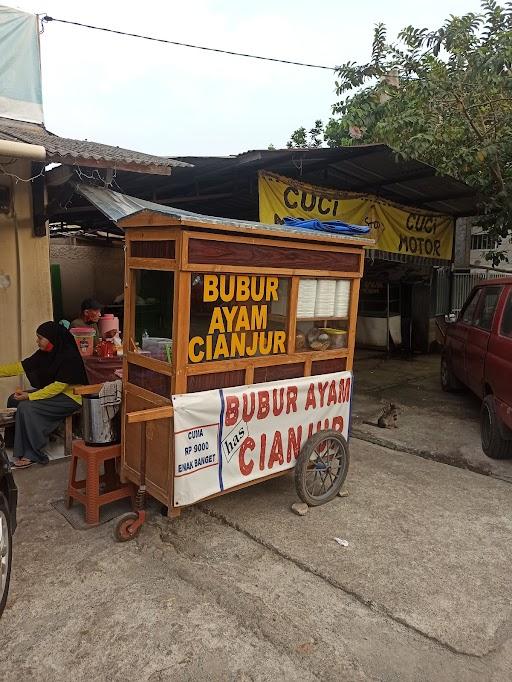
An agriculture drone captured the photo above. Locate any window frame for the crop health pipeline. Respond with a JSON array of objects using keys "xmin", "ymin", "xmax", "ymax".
[
  {"xmin": 472, "ymin": 286, "xmax": 503, "ymax": 332},
  {"xmin": 499, "ymin": 288, "xmax": 512, "ymax": 339},
  {"xmin": 459, "ymin": 288, "xmax": 482, "ymax": 326}
]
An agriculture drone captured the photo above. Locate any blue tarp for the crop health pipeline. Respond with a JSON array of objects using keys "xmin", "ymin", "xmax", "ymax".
[{"xmin": 283, "ymin": 217, "xmax": 370, "ymax": 236}]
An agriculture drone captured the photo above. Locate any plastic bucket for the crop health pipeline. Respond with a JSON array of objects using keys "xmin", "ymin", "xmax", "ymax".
[
  {"xmin": 99, "ymin": 314, "xmax": 119, "ymax": 337},
  {"xmin": 70, "ymin": 327, "xmax": 95, "ymax": 357}
]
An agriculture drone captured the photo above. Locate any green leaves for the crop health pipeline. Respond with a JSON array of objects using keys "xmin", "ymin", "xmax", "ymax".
[
  {"xmin": 324, "ymin": 0, "xmax": 512, "ymax": 262},
  {"xmin": 286, "ymin": 122, "xmax": 325, "ymax": 149},
  {"xmin": 287, "ymin": 2, "xmax": 512, "ymax": 262},
  {"xmin": 372, "ymin": 23, "xmax": 388, "ymax": 67}
]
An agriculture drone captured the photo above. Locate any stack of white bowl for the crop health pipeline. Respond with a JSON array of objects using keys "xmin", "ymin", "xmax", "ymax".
[
  {"xmin": 334, "ymin": 280, "xmax": 351, "ymax": 318},
  {"xmin": 314, "ymin": 279, "xmax": 336, "ymax": 317},
  {"xmin": 297, "ymin": 279, "xmax": 317, "ymax": 318}
]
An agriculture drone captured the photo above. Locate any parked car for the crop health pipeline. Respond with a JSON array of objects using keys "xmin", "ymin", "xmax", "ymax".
[
  {"xmin": 0, "ymin": 436, "xmax": 17, "ymax": 617},
  {"xmin": 441, "ymin": 277, "xmax": 512, "ymax": 459}
]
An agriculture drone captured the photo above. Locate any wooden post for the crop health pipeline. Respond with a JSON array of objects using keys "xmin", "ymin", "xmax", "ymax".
[
  {"xmin": 286, "ymin": 276, "xmax": 299, "ymax": 355},
  {"xmin": 346, "ymin": 276, "xmax": 361, "ymax": 371},
  {"xmin": 174, "ymin": 270, "xmax": 191, "ymax": 395}
]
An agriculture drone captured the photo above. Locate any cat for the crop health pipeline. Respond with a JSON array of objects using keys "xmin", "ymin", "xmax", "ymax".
[{"xmin": 363, "ymin": 402, "xmax": 399, "ymax": 429}]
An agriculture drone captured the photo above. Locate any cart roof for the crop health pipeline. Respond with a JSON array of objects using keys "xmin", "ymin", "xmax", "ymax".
[{"xmin": 76, "ymin": 183, "xmax": 374, "ymax": 247}]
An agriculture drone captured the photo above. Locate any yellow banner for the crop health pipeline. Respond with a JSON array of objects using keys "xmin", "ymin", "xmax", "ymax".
[{"xmin": 258, "ymin": 172, "xmax": 454, "ymax": 260}]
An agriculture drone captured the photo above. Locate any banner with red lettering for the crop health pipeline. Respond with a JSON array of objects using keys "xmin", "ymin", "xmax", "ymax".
[{"xmin": 172, "ymin": 371, "xmax": 352, "ymax": 507}]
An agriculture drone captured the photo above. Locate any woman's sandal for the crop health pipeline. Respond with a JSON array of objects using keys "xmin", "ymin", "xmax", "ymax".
[{"xmin": 13, "ymin": 458, "xmax": 34, "ymax": 469}]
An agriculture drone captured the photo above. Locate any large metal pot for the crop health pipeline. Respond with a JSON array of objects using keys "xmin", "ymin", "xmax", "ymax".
[{"xmin": 81, "ymin": 395, "xmax": 120, "ymax": 446}]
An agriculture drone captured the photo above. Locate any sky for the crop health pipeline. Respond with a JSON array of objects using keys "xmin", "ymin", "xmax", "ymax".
[{"xmin": 11, "ymin": 0, "xmax": 483, "ymax": 157}]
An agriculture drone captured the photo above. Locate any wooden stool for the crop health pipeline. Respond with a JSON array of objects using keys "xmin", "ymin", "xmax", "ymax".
[{"xmin": 67, "ymin": 440, "xmax": 133, "ymax": 525}]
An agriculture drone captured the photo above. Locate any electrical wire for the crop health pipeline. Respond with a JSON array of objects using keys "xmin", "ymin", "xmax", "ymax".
[
  {"xmin": 41, "ymin": 15, "xmax": 336, "ymax": 71},
  {"xmin": 0, "ymin": 164, "xmax": 45, "ymax": 183},
  {"xmin": 40, "ymin": 15, "xmax": 512, "ymax": 85}
]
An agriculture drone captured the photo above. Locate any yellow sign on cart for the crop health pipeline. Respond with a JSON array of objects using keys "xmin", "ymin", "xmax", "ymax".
[
  {"xmin": 258, "ymin": 172, "xmax": 454, "ymax": 260},
  {"xmin": 188, "ymin": 274, "xmax": 287, "ymax": 363}
]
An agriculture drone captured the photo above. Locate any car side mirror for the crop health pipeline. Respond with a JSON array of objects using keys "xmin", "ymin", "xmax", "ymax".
[{"xmin": 444, "ymin": 313, "xmax": 457, "ymax": 324}]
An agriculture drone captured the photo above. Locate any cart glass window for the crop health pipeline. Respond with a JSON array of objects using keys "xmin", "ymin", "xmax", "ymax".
[
  {"xmin": 294, "ymin": 278, "xmax": 350, "ymax": 353},
  {"xmin": 188, "ymin": 274, "xmax": 289, "ymax": 363},
  {"xmin": 134, "ymin": 270, "xmax": 174, "ymax": 361}
]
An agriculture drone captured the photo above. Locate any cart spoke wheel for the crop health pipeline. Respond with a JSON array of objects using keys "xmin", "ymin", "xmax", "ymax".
[
  {"xmin": 295, "ymin": 430, "xmax": 350, "ymax": 506},
  {"xmin": 114, "ymin": 512, "xmax": 141, "ymax": 542}
]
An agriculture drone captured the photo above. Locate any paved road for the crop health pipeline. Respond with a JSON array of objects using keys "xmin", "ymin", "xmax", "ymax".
[
  {"xmin": 1, "ymin": 439, "xmax": 512, "ymax": 681},
  {"xmin": 352, "ymin": 352, "xmax": 512, "ymax": 481}
]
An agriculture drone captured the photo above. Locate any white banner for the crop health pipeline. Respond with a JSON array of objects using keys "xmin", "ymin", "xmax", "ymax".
[
  {"xmin": 172, "ymin": 371, "xmax": 352, "ymax": 507},
  {"xmin": 0, "ymin": 8, "xmax": 44, "ymax": 124}
]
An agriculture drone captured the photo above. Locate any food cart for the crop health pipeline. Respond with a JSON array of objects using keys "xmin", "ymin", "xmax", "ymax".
[{"xmin": 93, "ymin": 194, "xmax": 371, "ymax": 539}]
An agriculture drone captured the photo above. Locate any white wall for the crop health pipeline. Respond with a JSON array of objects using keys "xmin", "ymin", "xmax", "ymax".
[
  {"xmin": 470, "ymin": 226, "xmax": 512, "ymax": 272},
  {"xmin": 50, "ymin": 240, "xmax": 124, "ymax": 320},
  {"xmin": 453, "ymin": 217, "xmax": 472, "ymax": 269}
]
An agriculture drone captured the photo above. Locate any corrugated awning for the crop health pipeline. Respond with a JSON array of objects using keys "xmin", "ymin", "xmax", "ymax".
[
  {"xmin": 75, "ymin": 183, "xmax": 374, "ymax": 247},
  {"xmin": 0, "ymin": 117, "xmax": 192, "ymax": 175}
]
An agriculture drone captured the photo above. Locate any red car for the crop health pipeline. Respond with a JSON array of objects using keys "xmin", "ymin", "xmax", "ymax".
[{"xmin": 441, "ymin": 278, "xmax": 512, "ymax": 459}]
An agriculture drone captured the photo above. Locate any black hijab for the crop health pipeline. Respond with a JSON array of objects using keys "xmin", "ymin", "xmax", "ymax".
[{"xmin": 22, "ymin": 321, "xmax": 89, "ymax": 389}]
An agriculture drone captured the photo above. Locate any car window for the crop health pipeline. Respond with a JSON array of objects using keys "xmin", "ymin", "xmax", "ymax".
[
  {"xmin": 474, "ymin": 286, "xmax": 502, "ymax": 331},
  {"xmin": 461, "ymin": 289, "xmax": 481, "ymax": 324},
  {"xmin": 500, "ymin": 290, "xmax": 512, "ymax": 337}
]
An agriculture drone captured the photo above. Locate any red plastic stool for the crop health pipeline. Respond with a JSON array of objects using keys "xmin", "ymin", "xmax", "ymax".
[{"xmin": 67, "ymin": 440, "xmax": 133, "ymax": 525}]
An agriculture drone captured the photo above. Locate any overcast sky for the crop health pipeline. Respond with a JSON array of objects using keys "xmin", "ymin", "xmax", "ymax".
[{"xmin": 12, "ymin": 0, "xmax": 482, "ymax": 157}]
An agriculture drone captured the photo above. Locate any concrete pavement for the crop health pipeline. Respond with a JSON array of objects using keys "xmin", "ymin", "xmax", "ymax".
[
  {"xmin": 1, "ymin": 439, "xmax": 512, "ymax": 681},
  {"xmin": 352, "ymin": 352, "xmax": 512, "ymax": 481}
]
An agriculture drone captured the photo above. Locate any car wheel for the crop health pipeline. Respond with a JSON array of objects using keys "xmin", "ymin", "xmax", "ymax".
[
  {"xmin": 481, "ymin": 395, "xmax": 512, "ymax": 460},
  {"xmin": 0, "ymin": 492, "xmax": 12, "ymax": 617},
  {"xmin": 440, "ymin": 356, "xmax": 462, "ymax": 392}
]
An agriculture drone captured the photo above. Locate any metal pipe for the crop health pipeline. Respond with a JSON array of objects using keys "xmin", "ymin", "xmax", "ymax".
[{"xmin": 0, "ymin": 140, "xmax": 46, "ymax": 162}]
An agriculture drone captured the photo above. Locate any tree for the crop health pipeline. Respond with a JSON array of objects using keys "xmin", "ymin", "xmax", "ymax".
[
  {"xmin": 287, "ymin": 119, "xmax": 325, "ymax": 148},
  {"xmin": 289, "ymin": 1, "xmax": 512, "ymax": 263}
]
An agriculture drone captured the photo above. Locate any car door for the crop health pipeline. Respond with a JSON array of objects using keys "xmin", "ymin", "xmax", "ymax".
[
  {"xmin": 449, "ymin": 288, "xmax": 481, "ymax": 385},
  {"xmin": 486, "ymin": 285, "xmax": 512, "ymax": 430},
  {"xmin": 465, "ymin": 285, "xmax": 503, "ymax": 397}
]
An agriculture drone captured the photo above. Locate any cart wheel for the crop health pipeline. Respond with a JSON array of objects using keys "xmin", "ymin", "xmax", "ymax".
[
  {"xmin": 295, "ymin": 430, "xmax": 349, "ymax": 506},
  {"xmin": 114, "ymin": 512, "xmax": 141, "ymax": 542}
]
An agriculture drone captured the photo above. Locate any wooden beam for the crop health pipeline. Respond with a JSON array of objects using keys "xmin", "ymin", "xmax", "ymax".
[
  {"xmin": 126, "ymin": 405, "xmax": 174, "ymax": 424},
  {"xmin": 155, "ymin": 192, "xmax": 234, "ymax": 204},
  {"xmin": 74, "ymin": 383, "xmax": 104, "ymax": 395},
  {"xmin": 348, "ymin": 168, "xmax": 435, "ymax": 192},
  {"xmin": 412, "ymin": 190, "xmax": 477, "ymax": 207}
]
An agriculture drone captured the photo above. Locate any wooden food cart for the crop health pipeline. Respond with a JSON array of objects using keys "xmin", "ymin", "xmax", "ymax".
[{"xmin": 113, "ymin": 199, "xmax": 371, "ymax": 539}]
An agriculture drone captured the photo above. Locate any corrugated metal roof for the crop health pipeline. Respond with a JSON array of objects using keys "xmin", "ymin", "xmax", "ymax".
[
  {"xmin": 169, "ymin": 145, "xmax": 479, "ymax": 217},
  {"xmin": 75, "ymin": 183, "xmax": 373, "ymax": 246},
  {"xmin": 367, "ymin": 249, "xmax": 448, "ymax": 267},
  {"xmin": 0, "ymin": 117, "xmax": 191, "ymax": 174}
]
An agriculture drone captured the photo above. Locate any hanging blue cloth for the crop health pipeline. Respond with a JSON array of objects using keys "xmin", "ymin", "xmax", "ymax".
[{"xmin": 283, "ymin": 216, "xmax": 370, "ymax": 236}]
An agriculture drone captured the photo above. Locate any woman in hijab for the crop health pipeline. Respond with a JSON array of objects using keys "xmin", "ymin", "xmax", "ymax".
[{"xmin": 0, "ymin": 321, "xmax": 88, "ymax": 468}]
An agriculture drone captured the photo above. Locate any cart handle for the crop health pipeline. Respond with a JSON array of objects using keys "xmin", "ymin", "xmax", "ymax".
[
  {"xmin": 74, "ymin": 383, "xmax": 105, "ymax": 396},
  {"xmin": 126, "ymin": 406, "xmax": 174, "ymax": 424}
]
